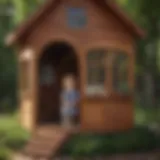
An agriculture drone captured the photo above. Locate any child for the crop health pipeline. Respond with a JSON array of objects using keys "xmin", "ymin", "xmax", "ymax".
[{"xmin": 60, "ymin": 74, "xmax": 80, "ymax": 128}]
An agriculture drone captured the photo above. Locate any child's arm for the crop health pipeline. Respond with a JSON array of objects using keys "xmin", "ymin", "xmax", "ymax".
[{"xmin": 72, "ymin": 91, "xmax": 80, "ymax": 107}]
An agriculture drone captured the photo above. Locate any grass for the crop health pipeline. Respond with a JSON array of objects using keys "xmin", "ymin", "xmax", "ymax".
[{"xmin": 0, "ymin": 114, "xmax": 30, "ymax": 160}]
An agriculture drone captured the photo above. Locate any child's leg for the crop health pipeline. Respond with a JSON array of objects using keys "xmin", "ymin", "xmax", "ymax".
[
  {"xmin": 61, "ymin": 107, "xmax": 72, "ymax": 128},
  {"xmin": 61, "ymin": 114, "xmax": 68, "ymax": 126},
  {"xmin": 60, "ymin": 107, "xmax": 66, "ymax": 126},
  {"xmin": 71, "ymin": 107, "xmax": 78, "ymax": 125},
  {"xmin": 61, "ymin": 115, "xmax": 74, "ymax": 128}
]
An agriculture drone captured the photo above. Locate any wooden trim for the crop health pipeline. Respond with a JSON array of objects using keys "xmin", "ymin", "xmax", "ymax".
[
  {"xmin": 31, "ymin": 56, "xmax": 38, "ymax": 131},
  {"xmin": 107, "ymin": 52, "xmax": 113, "ymax": 95},
  {"xmin": 81, "ymin": 94, "xmax": 133, "ymax": 103}
]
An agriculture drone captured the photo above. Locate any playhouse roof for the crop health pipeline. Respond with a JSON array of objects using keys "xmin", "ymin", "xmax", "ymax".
[{"xmin": 5, "ymin": 0, "xmax": 145, "ymax": 46}]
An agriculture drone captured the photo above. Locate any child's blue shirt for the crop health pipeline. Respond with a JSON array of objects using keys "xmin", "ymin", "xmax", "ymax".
[{"xmin": 61, "ymin": 90, "xmax": 80, "ymax": 116}]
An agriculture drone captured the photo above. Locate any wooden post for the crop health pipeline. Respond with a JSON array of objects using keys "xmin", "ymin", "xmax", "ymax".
[{"xmin": 19, "ymin": 48, "xmax": 38, "ymax": 132}]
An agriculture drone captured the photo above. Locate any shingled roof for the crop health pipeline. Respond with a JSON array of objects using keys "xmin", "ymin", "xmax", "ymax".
[{"xmin": 5, "ymin": 0, "xmax": 145, "ymax": 46}]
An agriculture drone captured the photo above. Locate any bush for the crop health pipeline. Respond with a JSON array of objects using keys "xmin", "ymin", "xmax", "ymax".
[
  {"xmin": 61, "ymin": 126, "xmax": 160, "ymax": 157},
  {"xmin": 0, "ymin": 115, "xmax": 30, "ymax": 151},
  {"xmin": 135, "ymin": 107, "xmax": 160, "ymax": 125},
  {"xmin": 0, "ymin": 148, "xmax": 11, "ymax": 160},
  {"xmin": 3, "ymin": 129, "xmax": 29, "ymax": 150},
  {"xmin": 0, "ymin": 98, "xmax": 16, "ymax": 114}
]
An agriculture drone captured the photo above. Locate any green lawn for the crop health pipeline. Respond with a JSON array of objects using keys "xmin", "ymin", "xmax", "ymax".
[{"xmin": 0, "ymin": 114, "xmax": 29, "ymax": 160}]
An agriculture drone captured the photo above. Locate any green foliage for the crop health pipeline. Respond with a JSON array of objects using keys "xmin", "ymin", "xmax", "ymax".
[
  {"xmin": 61, "ymin": 127, "xmax": 160, "ymax": 157},
  {"xmin": 0, "ymin": 0, "xmax": 45, "ymax": 114},
  {"xmin": 1, "ymin": 129, "xmax": 29, "ymax": 150},
  {"xmin": 0, "ymin": 115, "xmax": 30, "ymax": 149},
  {"xmin": 11, "ymin": 0, "xmax": 45, "ymax": 24},
  {"xmin": 0, "ymin": 0, "xmax": 17, "ymax": 112},
  {"xmin": 135, "ymin": 107, "xmax": 160, "ymax": 125},
  {"xmin": 0, "ymin": 115, "xmax": 29, "ymax": 159},
  {"xmin": 0, "ymin": 148, "xmax": 11, "ymax": 160}
]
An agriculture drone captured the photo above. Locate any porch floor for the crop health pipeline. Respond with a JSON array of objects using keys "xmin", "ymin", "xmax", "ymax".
[{"xmin": 37, "ymin": 124, "xmax": 81, "ymax": 134}]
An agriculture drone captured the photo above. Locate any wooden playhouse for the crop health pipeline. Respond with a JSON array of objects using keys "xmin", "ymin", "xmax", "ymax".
[{"xmin": 6, "ymin": 0, "xmax": 144, "ymax": 159}]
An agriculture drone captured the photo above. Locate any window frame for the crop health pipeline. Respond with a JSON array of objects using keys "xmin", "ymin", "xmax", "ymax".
[
  {"xmin": 85, "ymin": 48, "xmax": 131, "ymax": 97},
  {"xmin": 85, "ymin": 49, "xmax": 108, "ymax": 96},
  {"xmin": 66, "ymin": 7, "xmax": 87, "ymax": 29}
]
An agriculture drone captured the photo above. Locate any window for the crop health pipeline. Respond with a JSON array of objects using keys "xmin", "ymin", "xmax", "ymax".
[
  {"xmin": 113, "ymin": 53, "xmax": 129, "ymax": 94},
  {"xmin": 86, "ymin": 49, "xmax": 130, "ymax": 96},
  {"xmin": 86, "ymin": 48, "xmax": 130, "ymax": 96},
  {"xmin": 86, "ymin": 49, "xmax": 106, "ymax": 95},
  {"xmin": 67, "ymin": 7, "xmax": 87, "ymax": 28}
]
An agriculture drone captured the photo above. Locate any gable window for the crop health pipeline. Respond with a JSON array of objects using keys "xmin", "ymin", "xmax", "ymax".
[
  {"xmin": 112, "ymin": 53, "xmax": 129, "ymax": 94},
  {"xmin": 86, "ymin": 49, "xmax": 106, "ymax": 95},
  {"xmin": 67, "ymin": 7, "xmax": 87, "ymax": 28}
]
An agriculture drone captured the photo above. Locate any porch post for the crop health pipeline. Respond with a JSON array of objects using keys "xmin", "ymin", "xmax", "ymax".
[
  {"xmin": 19, "ymin": 48, "xmax": 38, "ymax": 132},
  {"xmin": 30, "ymin": 50, "xmax": 38, "ymax": 132}
]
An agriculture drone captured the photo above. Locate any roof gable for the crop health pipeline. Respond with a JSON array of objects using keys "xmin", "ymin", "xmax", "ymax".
[
  {"xmin": 96, "ymin": 0, "xmax": 144, "ymax": 37},
  {"xmin": 5, "ymin": 0, "xmax": 145, "ymax": 46}
]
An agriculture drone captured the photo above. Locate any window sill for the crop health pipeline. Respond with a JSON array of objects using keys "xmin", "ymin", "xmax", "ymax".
[{"xmin": 82, "ymin": 92, "xmax": 133, "ymax": 102}]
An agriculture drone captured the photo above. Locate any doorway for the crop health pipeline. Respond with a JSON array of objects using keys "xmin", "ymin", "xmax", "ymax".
[{"xmin": 38, "ymin": 42, "xmax": 79, "ymax": 124}]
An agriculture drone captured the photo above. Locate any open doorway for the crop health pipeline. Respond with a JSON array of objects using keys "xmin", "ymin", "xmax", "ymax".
[{"xmin": 38, "ymin": 42, "xmax": 79, "ymax": 125}]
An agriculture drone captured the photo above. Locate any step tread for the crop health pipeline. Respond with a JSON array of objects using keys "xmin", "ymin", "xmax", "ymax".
[
  {"xmin": 22, "ymin": 130, "xmax": 70, "ymax": 158},
  {"xmin": 24, "ymin": 137, "xmax": 65, "ymax": 153},
  {"xmin": 23, "ymin": 147, "xmax": 52, "ymax": 157},
  {"xmin": 27, "ymin": 133, "xmax": 68, "ymax": 146}
]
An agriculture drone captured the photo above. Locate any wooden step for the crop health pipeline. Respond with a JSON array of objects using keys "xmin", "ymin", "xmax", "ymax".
[
  {"xmin": 26, "ymin": 139, "xmax": 56, "ymax": 149},
  {"xmin": 21, "ymin": 126, "xmax": 71, "ymax": 159},
  {"xmin": 23, "ymin": 147, "xmax": 52, "ymax": 158},
  {"xmin": 37, "ymin": 124, "xmax": 79, "ymax": 135},
  {"xmin": 36, "ymin": 129, "xmax": 69, "ymax": 139},
  {"xmin": 26, "ymin": 134, "xmax": 60, "ymax": 144}
]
